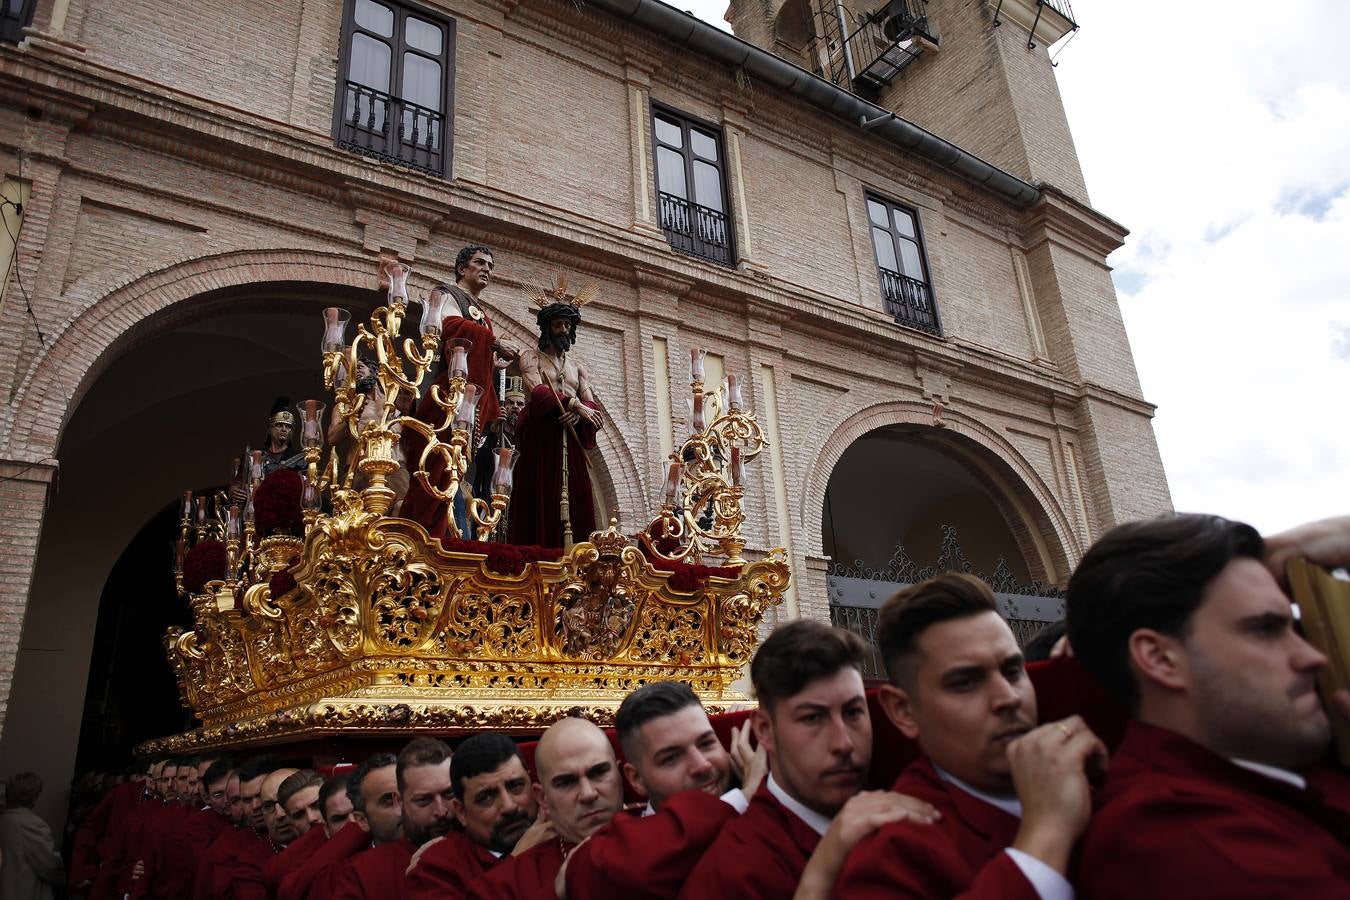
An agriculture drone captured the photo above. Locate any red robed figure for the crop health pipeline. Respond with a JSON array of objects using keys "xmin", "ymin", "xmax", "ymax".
[{"xmin": 506, "ymin": 383, "xmax": 601, "ymax": 548}]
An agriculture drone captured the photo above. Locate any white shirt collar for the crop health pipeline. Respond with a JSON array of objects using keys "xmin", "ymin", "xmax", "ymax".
[
  {"xmin": 933, "ymin": 764, "xmax": 1023, "ymax": 819},
  {"xmin": 1231, "ymin": 759, "xmax": 1307, "ymax": 790},
  {"xmin": 641, "ymin": 800, "xmax": 655, "ymax": 817},
  {"xmin": 765, "ymin": 774, "xmax": 832, "ymax": 837}
]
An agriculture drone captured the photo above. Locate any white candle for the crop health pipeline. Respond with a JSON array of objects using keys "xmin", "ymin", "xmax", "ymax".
[
  {"xmin": 690, "ymin": 347, "xmax": 705, "ymax": 381},
  {"xmin": 728, "ymin": 373, "xmax": 743, "ymax": 410}
]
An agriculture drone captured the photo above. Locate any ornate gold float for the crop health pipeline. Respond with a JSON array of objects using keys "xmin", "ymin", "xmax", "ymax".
[{"xmin": 146, "ymin": 261, "xmax": 790, "ymax": 754}]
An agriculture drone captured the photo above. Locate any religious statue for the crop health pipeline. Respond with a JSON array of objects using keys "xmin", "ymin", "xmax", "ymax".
[
  {"xmin": 230, "ymin": 397, "xmax": 307, "ymax": 505},
  {"xmin": 400, "ymin": 246, "xmax": 518, "ymax": 540},
  {"xmin": 507, "ymin": 276, "xmax": 604, "ymax": 549}
]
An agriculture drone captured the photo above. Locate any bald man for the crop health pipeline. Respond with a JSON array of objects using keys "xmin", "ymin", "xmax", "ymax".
[
  {"xmin": 230, "ymin": 766, "xmax": 297, "ymax": 900},
  {"xmin": 468, "ymin": 717, "xmax": 627, "ymax": 900}
]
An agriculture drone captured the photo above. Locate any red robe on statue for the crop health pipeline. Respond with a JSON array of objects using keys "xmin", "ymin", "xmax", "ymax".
[
  {"xmin": 465, "ymin": 838, "xmax": 569, "ymax": 900},
  {"xmin": 506, "ymin": 383, "xmax": 601, "ymax": 548},
  {"xmin": 1075, "ymin": 720, "xmax": 1350, "ymax": 899},
  {"xmin": 330, "ymin": 838, "xmax": 415, "ymax": 900},
  {"xmin": 277, "ymin": 821, "xmax": 368, "ymax": 900},
  {"xmin": 830, "ymin": 758, "xmax": 1037, "ymax": 900},
  {"xmin": 401, "ymin": 313, "xmax": 500, "ymax": 540},
  {"xmin": 562, "ymin": 791, "xmax": 736, "ymax": 900},
  {"xmin": 406, "ymin": 830, "xmax": 503, "ymax": 900},
  {"xmin": 679, "ymin": 784, "xmax": 822, "ymax": 899}
]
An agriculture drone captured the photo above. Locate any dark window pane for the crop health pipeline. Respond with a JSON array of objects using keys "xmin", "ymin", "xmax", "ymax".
[
  {"xmin": 867, "ymin": 199, "xmax": 889, "ymax": 228},
  {"xmin": 692, "ymin": 160, "xmax": 723, "ymax": 211},
  {"xmin": 350, "ymin": 33, "xmax": 391, "ymax": 91},
  {"xmin": 690, "ymin": 129, "xmax": 718, "ymax": 162},
  {"xmin": 654, "ymin": 116, "xmax": 682, "ymax": 148},
  {"xmin": 402, "ymin": 53, "xmax": 440, "ymax": 110},
  {"xmin": 406, "ymin": 17, "xmax": 442, "ymax": 54},
  {"xmin": 893, "ymin": 207, "xmax": 917, "ymax": 239},
  {"xmin": 355, "ymin": 0, "xmax": 394, "ymax": 36},
  {"xmin": 657, "ymin": 146, "xmax": 687, "ymax": 198}
]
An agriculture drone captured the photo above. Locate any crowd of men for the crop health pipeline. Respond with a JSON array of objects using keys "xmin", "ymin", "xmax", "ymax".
[{"xmin": 46, "ymin": 512, "xmax": 1350, "ymax": 897}]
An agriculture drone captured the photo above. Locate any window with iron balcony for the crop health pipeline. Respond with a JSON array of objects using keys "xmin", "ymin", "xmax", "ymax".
[
  {"xmin": 334, "ymin": 0, "xmax": 454, "ymax": 177},
  {"xmin": 1, "ymin": 0, "xmax": 38, "ymax": 44},
  {"xmin": 866, "ymin": 193, "xmax": 940, "ymax": 336},
  {"xmin": 650, "ymin": 106, "xmax": 735, "ymax": 267}
]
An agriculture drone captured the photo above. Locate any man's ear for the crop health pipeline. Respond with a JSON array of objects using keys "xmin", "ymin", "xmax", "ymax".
[
  {"xmin": 351, "ymin": 809, "xmax": 371, "ymax": 833},
  {"xmin": 532, "ymin": 781, "xmax": 549, "ymax": 818},
  {"xmin": 751, "ymin": 708, "xmax": 776, "ymax": 757},
  {"xmin": 621, "ymin": 760, "xmax": 648, "ymax": 799},
  {"xmin": 877, "ymin": 684, "xmax": 920, "ymax": 740},
  {"xmin": 450, "ymin": 796, "xmax": 467, "ymax": 828},
  {"xmin": 1128, "ymin": 628, "xmax": 1188, "ymax": 693}
]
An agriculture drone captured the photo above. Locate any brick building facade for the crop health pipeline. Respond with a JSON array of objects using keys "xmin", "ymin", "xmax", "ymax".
[{"xmin": 0, "ymin": 0, "xmax": 1168, "ymax": 828}]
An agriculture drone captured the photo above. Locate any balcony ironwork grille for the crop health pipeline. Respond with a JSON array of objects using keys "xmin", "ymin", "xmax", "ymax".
[
  {"xmin": 1, "ymin": 0, "xmax": 37, "ymax": 44},
  {"xmin": 824, "ymin": 0, "xmax": 937, "ymax": 93},
  {"xmin": 879, "ymin": 267, "xmax": 939, "ymax": 335},
  {"xmin": 336, "ymin": 81, "xmax": 446, "ymax": 177},
  {"xmin": 657, "ymin": 191, "xmax": 733, "ymax": 266}
]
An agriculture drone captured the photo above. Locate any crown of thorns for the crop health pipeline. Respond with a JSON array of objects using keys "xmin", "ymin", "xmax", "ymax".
[{"xmin": 524, "ymin": 272, "xmax": 599, "ymax": 312}]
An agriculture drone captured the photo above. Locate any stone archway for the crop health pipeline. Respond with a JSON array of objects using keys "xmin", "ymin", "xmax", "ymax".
[{"xmin": 799, "ymin": 400, "xmax": 1082, "ymax": 585}]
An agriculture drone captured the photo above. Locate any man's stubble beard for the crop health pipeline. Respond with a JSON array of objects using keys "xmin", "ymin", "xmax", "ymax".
[{"xmin": 550, "ymin": 332, "xmax": 572, "ymax": 354}]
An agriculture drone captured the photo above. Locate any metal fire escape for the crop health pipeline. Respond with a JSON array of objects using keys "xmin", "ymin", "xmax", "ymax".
[{"xmin": 821, "ymin": 0, "xmax": 938, "ymax": 96}]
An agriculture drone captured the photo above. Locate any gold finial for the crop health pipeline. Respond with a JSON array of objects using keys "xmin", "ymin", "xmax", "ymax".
[{"xmin": 593, "ymin": 517, "xmax": 628, "ymax": 556}]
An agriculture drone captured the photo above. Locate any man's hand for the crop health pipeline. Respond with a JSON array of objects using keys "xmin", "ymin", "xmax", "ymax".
[
  {"xmin": 575, "ymin": 404, "xmax": 602, "ymax": 428},
  {"xmin": 554, "ymin": 833, "xmax": 593, "ymax": 900},
  {"xmin": 728, "ymin": 722, "xmax": 768, "ymax": 797},
  {"xmin": 406, "ymin": 835, "xmax": 445, "ymax": 875},
  {"xmin": 511, "ymin": 817, "xmax": 557, "ymax": 857},
  {"xmin": 492, "ymin": 341, "xmax": 520, "ymax": 363},
  {"xmin": 132, "ymin": 860, "xmax": 145, "ymax": 880},
  {"xmin": 1265, "ymin": 515, "xmax": 1350, "ymax": 583},
  {"xmin": 1008, "ymin": 715, "xmax": 1107, "ymax": 875},
  {"xmin": 793, "ymin": 791, "xmax": 938, "ymax": 899}
]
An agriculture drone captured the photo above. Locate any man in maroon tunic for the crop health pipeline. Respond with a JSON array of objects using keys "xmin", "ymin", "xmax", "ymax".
[
  {"xmin": 832, "ymin": 573, "xmax": 1106, "ymax": 900},
  {"xmin": 508, "ymin": 293, "xmax": 603, "ymax": 548},
  {"xmin": 401, "ymin": 245, "xmax": 514, "ymax": 539},
  {"xmin": 277, "ymin": 775, "xmax": 363, "ymax": 900},
  {"xmin": 1066, "ymin": 513, "xmax": 1350, "ymax": 898},
  {"xmin": 263, "ymin": 770, "xmax": 326, "ymax": 896},
  {"xmin": 92, "ymin": 759, "xmax": 171, "ymax": 900},
  {"xmin": 684, "ymin": 620, "xmax": 937, "ymax": 899},
  {"xmin": 407, "ymin": 733, "xmax": 542, "ymax": 900},
  {"xmin": 229, "ymin": 765, "xmax": 297, "ymax": 900},
  {"xmin": 70, "ymin": 768, "xmax": 146, "ymax": 896},
  {"xmin": 331, "ymin": 753, "xmax": 415, "ymax": 900},
  {"xmin": 467, "ymin": 717, "xmax": 627, "ymax": 900},
  {"xmin": 560, "ymin": 682, "xmax": 767, "ymax": 899}
]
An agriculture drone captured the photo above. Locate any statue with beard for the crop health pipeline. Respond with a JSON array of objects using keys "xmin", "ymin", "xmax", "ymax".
[{"xmin": 507, "ymin": 294, "xmax": 604, "ymax": 548}]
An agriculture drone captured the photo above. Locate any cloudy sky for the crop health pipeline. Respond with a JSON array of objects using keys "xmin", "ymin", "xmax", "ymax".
[{"xmin": 683, "ymin": 0, "xmax": 1349, "ymax": 533}]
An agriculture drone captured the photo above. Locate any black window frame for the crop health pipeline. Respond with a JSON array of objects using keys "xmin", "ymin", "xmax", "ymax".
[
  {"xmin": 865, "ymin": 191, "xmax": 941, "ymax": 336},
  {"xmin": 1, "ymin": 0, "xmax": 38, "ymax": 44},
  {"xmin": 333, "ymin": 0, "xmax": 455, "ymax": 177},
  {"xmin": 649, "ymin": 103, "xmax": 736, "ymax": 267}
]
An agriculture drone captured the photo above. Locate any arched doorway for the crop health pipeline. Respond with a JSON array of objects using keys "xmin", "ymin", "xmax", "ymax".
[{"xmin": 818, "ymin": 424, "xmax": 1070, "ymax": 678}]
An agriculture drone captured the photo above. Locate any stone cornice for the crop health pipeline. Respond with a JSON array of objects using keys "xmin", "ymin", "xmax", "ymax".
[{"xmin": 1022, "ymin": 186, "xmax": 1130, "ymax": 259}]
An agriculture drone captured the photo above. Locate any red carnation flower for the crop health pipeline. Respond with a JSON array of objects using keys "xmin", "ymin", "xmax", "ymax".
[
  {"xmin": 254, "ymin": 469, "xmax": 305, "ymax": 537},
  {"xmin": 184, "ymin": 540, "xmax": 229, "ymax": 594}
]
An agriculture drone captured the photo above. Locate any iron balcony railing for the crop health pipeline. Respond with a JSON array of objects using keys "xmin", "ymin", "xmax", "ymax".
[
  {"xmin": 824, "ymin": 0, "xmax": 937, "ymax": 93},
  {"xmin": 829, "ymin": 605, "xmax": 888, "ymax": 681},
  {"xmin": 1, "ymin": 0, "xmax": 37, "ymax": 44},
  {"xmin": 337, "ymin": 81, "xmax": 446, "ymax": 176},
  {"xmin": 657, "ymin": 192, "xmax": 733, "ymax": 266},
  {"xmin": 879, "ymin": 267, "xmax": 939, "ymax": 335}
]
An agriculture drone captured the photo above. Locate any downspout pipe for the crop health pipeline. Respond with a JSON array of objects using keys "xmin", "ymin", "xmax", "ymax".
[{"xmin": 587, "ymin": 0, "xmax": 1043, "ymax": 207}]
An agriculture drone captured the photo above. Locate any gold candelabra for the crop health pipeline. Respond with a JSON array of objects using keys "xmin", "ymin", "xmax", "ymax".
[{"xmin": 646, "ymin": 353, "xmax": 764, "ymax": 567}]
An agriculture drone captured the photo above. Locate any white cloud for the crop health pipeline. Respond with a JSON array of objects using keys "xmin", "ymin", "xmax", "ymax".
[{"xmin": 681, "ymin": 0, "xmax": 1350, "ymax": 533}]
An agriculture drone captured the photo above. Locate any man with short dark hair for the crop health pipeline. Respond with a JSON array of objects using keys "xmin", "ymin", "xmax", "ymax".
[
  {"xmin": 193, "ymin": 756, "xmax": 282, "ymax": 900},
  {"xmin": 276, "ymin": 772, "xmax": 366, "ymax": 900},
  {"xmin": 683, "ymin": 620, "xmax": 934, "ymax": 898},
  {"xmin": 834, "ymin": 573, "xmax": 1105, "ymax": 899},
  {"xmin": 560, "ymin": 681, "xmax": 766, "ymax": 899},
  {"xmin": 70, "ymin": 763, "xmax": 146, "ymax": 896},
  {"xmin": 132, "ymin": 758, "xmax": 235, "ymax": 899},
  {"xmin": 1067, "ymin": 513, "xmax": 1350, "ymax": 897},
  {"xmin": 407, "ymin": 733, "xmax": 541, "ymax": 900},
  {"xmin": 331, "ymin": 753, "xmax": 413, "ymax": 900},
  {"xmin": 467, "ymin": 717, "xmax": 627, "ymax": 899},
  {"xmin": 263, "ymin": 770, "xmax": 327, "ymax": 897},
  {"xmin": 0, "ymin": 772, "xmax": 64, "ymax": 900},
  {"xmin": 95, "ymin": 760, "xmax": 169, "ymax": 900}
]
